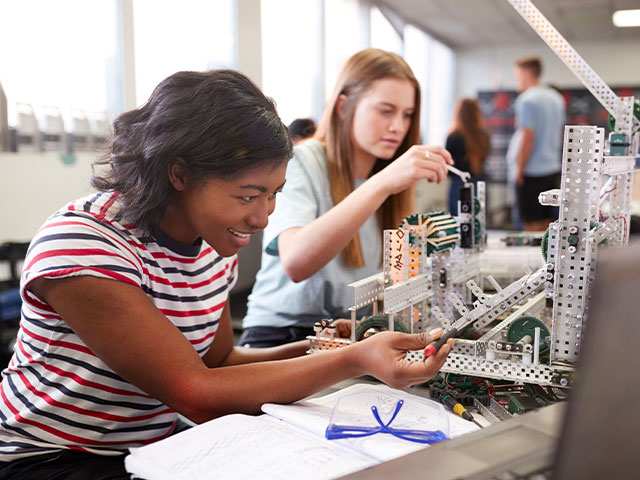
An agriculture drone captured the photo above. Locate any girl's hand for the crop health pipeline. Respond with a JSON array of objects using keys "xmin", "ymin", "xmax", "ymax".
[
  {"xmin": 374, "ymin": 145, "xmax": 453, "ymax": 196},
  {"xmin": 351, "ymin": 329, "xmax": 453, "ymax": 389}
]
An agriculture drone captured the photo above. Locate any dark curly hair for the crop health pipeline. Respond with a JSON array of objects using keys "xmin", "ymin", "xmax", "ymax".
[{"xmin": 92, "ymin": 70, "xmax": 292, "ymax": 231}]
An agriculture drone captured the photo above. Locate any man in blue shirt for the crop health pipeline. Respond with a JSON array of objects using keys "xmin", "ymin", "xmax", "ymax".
[{"xmin": 510, "ymin": 56, "xmax": 566, "ymax": 231}]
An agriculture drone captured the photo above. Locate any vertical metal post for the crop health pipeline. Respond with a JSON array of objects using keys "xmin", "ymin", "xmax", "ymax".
[{"xmin": 551, "ymin": 126, "xmax": 603, "ymax": 363}]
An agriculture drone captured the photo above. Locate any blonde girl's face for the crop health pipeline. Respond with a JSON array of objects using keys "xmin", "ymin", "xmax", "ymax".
[{"xmin": 350, "ymin": 77, "xmax": 415, "ymax": 164}]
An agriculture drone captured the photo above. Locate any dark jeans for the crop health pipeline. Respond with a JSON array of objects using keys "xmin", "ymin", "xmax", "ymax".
[
  {"xmin": 238, "ymin": 326, "xmax": 314, "ymax": 348},
  {"xmin": 0, "ymin": 450, "xmax": 129, "ymax": 480},
  {"xmin": 517, "ymin": 172, "xmax": 561, "ymax": 222}
]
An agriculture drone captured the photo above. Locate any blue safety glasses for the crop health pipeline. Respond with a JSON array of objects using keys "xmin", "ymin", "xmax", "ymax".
[{"xmin": 326, "ymin": 399, "xmax": 448, "ymax": 444}]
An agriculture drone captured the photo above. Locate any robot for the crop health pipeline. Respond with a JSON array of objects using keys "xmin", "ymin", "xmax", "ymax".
[{"xmin": 309, "ymin": 0, "xmax": 639, "ymax": 394}]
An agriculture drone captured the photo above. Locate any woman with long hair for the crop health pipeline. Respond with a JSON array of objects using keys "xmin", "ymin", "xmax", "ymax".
[
  {"xmin": 446, "ymin": 98, "xmax": 491, "ymax": 215},
  {"xmin": 0, "ymin": 69, "xmax": 453, "ymax": 479},
  {"xmin": 240, "ymin": 48, "xmax": 453, "ymax": 348}
]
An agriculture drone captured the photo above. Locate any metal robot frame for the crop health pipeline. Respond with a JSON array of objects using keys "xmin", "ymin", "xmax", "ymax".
[{"xmin": 308, "ymin": 0, "xmax": 639, "ymax": 390}]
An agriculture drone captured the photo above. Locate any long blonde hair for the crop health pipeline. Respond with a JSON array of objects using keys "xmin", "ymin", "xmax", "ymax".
[
  {"xmin": 315, "ymin": 48, "xmax": 420, "ymax": 268},
  {"xmin": 450, "ymin": 98, "xmax": 490, "ymax": 177}
]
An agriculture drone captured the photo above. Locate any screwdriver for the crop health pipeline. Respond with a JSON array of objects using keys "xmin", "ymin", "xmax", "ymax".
[
  {"xmin": 441, "ymin": 394, "xmax": 483, "ymax": 428},
  {"xmin": 423, "ymin": 328, "xmax": 458, "ymax": 358}
]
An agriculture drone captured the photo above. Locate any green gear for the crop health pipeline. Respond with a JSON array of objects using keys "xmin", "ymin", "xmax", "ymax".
[
  {"xmin": 474, "ymin": 217, "xmax": 482, "ymax": 245},
  {"xmin": 541, "ymin": 227, "xmax": 549, "ymax": 262},
  {"xmin": 507, "ymin": 316, "xmax": 550, "ymax": 355},
  {"xmin": 400, "ymin": 213, "xmax": 421, "ymax": 244},
  {"xmin": 474, "ymin": 197, "xmax": 481, "ymax": 216},
  {"xmin": 355, "ymin": 315, "xmax": 409, "ymax": 342},
  {"xmin": 402, "ymin": 213, "xmax": 421, "ymax": 226}
]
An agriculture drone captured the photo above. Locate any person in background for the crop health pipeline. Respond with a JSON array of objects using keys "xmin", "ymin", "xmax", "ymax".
[
  {"xmin": 0, "ymin": 69, "xmax": 453, "ymax": 479},
  {"xmin": 240, "ymin": 48, "xmax": 454, "ymax": 348},
  {"xmin": 509, "ymin": 56, "xmax": 566, "ymax": 231},
  {"xmin": 288, "ymin": 118, "xmax": 317, "ymax": 145},
  {"xmin": 446, "ymin": 98, "xmax": 490, "ymax": 215}
]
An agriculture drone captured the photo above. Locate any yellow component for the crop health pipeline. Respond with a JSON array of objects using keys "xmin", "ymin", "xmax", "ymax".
[{"xmin": 453, "ymin": 403, "xmax": 467, "ymax": 417}]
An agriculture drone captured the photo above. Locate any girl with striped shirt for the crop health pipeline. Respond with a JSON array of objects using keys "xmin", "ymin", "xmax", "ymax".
[{"xmin": 0, "ymin": 70, "xmax": 452, "ymax": 479}]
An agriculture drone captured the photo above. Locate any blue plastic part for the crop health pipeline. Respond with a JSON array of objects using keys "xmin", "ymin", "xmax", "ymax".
[{"xmin": 326, "ymin": 399, "xmax": 448, "ymax": 444}]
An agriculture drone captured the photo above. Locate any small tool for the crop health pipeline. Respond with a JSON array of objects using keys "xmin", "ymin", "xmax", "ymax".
[
  {"xmin": 423, "ymin": 327, "xmax": 458, "ymax": 358},
  {"xmin": 441, "ymin": 394, "xmax": 483, "ymax": 428},
  {"xmin": 446, "ymin": 164, "xmax": 471, "ymax": 183}
]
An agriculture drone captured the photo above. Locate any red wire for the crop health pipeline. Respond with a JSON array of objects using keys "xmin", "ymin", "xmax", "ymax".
[
  {"xmin": 600, "ymin": 178, "xmax": 618, "ymax": 199},
  {"xmin": 488, "ymin": 389, "xmax": 509, "ymax": 405}
]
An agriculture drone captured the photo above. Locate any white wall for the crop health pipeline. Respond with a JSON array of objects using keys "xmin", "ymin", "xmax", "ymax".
[
  {"xmin": 456, "ymin": 38, "xmax": 640, "ymax": 97},
  {"xmin": 0, "ymin": 152, "xmax": 96, "ymax": 242}
]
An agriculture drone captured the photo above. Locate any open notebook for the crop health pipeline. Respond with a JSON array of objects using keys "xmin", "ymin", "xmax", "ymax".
[{"xmin": 125, "ymin": 383, "xmax": 479, "ymax": 480}]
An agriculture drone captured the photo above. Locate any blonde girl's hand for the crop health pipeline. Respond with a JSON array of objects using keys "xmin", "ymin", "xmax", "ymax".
[{"xmin": 374, "ymin": 145, "xmax": 454, "ymax": 195}]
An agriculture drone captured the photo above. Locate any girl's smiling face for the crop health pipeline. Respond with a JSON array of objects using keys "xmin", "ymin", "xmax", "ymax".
[{"xmin": 160, "ymin": 161, "xmax": 287, "ymax": 256}]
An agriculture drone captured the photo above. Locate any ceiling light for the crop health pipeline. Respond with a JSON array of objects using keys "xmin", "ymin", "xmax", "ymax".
[{"xmin": 612, "ymin": 9, "xmax": 640, "ymax": 27}]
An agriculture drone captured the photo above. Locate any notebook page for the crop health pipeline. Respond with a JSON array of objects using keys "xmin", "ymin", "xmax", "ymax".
[{"xmin": 125, "ymin": 414, "xmax": 375, "ymax": 480}]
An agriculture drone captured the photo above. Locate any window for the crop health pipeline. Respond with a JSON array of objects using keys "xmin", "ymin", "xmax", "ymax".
[
  {"xmin": 370, "ymin": 6, "xmax": 402, "ymax": 56},
  {"xmin": 404, "ymin": 24, "xmax": 455, "ymax": 145},
  {"xmin": 324, "ymin": 0, "xmax": 370, "ymax": 101},
  {"xmin": 133, "ymin": 0, "xmax": 236, "ymax": 106},
  {"xmin": 261, "ymin": 0, "xmax": 323, "ymax": 125},
  {"xmin": 427, "ymin": 38, "xmax": 455, "ymax": 145},
  {"xmin": 404, "ymin": 24, "xmax": 431, "ymax": 143},
  {"xmin": 0, "ymin": 0, "xmax": 118, "ymax": 127}
]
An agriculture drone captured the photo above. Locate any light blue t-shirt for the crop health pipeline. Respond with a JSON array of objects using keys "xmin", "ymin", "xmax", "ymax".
[
  {"xmin": 242, "ymin": 139, "xmax": 382, "ymax": 328},
  {"xmin": 512, "ymin": 85, "xmax": 566, "ymax": 177}
]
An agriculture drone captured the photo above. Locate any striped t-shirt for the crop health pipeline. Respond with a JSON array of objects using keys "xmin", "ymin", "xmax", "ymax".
[{"xmin": 0, "ymin": 192, "xmax": 237, "ymax": 460}]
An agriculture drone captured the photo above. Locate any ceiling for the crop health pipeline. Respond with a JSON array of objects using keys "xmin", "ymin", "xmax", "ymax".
[{"xmin": 377, "ymin": 0, "xmax": 640, "ymax": 49}]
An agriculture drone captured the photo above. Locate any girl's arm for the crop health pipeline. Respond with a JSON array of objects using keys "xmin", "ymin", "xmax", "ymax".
[
  {"xmin": 279, "ymin": 145, "xmax": 453, "ymax": 282},
  {"xmin": 29, "ymin": 275, "xmax": 452, "ymax": 424},
  {"xmin": 201, "ymin": 303, "xmax": 310, "ymax": 366}
]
